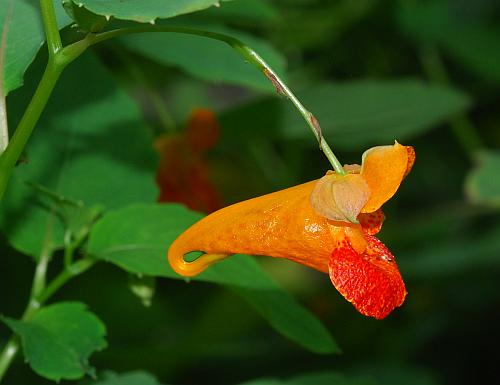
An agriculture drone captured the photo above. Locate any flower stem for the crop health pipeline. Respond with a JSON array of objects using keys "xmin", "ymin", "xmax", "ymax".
[
  {"xmin": 0, "ymin": 37, "xmax": 89, "ymax": 201},
  {"xmin": 39, "ymin": 0, "xmax": 63, "ymax": 56},
  {"xmin": 0, "ymin": 337, "xmax": 17, "ymax": 384},
  {"xmin": 89, "ymin": 26, "xmax": 346, "ymax": 174},
  {"xmin": 0, "ymin": 60, "xmax": 62, "ymax": 201}
]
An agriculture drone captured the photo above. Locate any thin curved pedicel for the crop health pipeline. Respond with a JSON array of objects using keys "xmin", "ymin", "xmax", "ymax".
[{"xmin": 168, "ymin": 142, "xmax": 414, "ymax": 318}]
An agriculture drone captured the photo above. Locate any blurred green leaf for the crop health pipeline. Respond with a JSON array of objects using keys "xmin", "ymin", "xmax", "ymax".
[
  {"xmin": 239, "ymin": 371, "xmax": 378, "ymax": 385},
  {"xmin": 92, "ymin": 371, "xmax": 165, "ymax": 385},
  {"xmin": 233, "ymin": 285, "xmax": 337, "ymax": 354},
  {"xmin": 221, "ymin": 80, "xmax": 470, "ymax": 149},
  {"xmin": 465, "ymin": 150, "xmax": 500, "ymax": 207},
  {"xmin": 401, "ymin": 225, "xmax": 500, "ymax": 278},
  {"xmin": 1, "ymin": 302, "xmax": 106, "ymax": 381},
  {"xmin": 73, "ymin": 0, "xmax": 234, "ymax": 23},
  {"xmin": 119, "ymin": 21, "xmax": 286, "ymax": 93},
  {"xmin": 62, "ymin": 0, "xmax": 108, "ymax": 33},
  {"xmin": 240, "ymin": 379, "xmax": 282, "ymax": 385},
  {"xmin": 87, "ymin": 203, "xmax": 339, "ymax": 354},
  {"xmin": 398, "ymin": 2, "xmax": 500, "ymax": 83},
  {"xmin": 276, "ymin": 0, "xmax": 376, "ymax": 49},
  {"xmin": 201, "ymin": 0, "xmax": 279, "ymax": 24},
  {"xmin": 289, "ymin": 372, "xmax": 377, "ymax": 385},
  {"xmin": 350, "ymin": 364, "xmax": 441, "ymax": 385},
  {"xmin": 0, "ymin": 0, "xmax": 71, "ymax": 95},
  {"xmin": 86, "ymin": 204, "xmax": 201, "ymax": 279},
  {"xmin": 0, "ymin": 53, "xmax": 157, "ymax": 259}
]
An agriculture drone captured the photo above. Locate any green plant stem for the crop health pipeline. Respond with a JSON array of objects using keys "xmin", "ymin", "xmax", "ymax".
[
  {"xmin": 39, "ymin": 0, "xmax": 63, "ymax": 56},
  {"xmin": 0, "ymin": 3, "xmax": 12, "ymax": 154},
  {"xmin": 31, "ymin": 244, "xmax": 52, "ymax": 300},
  {"xmin": 0, "ymin": 0, "xmax": 90, "ymax": 201},
  {"xmin": 36, "ymin": 258, "xmax": 96, "ymax": 304},
  {"xmin": 0, "ymin": 61, "xmax": 62, "ymax": 201},
  {"xmin": 63, "ymin": 232, "xmax": 77, "ymax": 268},
  {"xmin": 0, "ymin": 37, "xmax": 89, "ymax": 202},
  {"xmin": 90, "ymin": 26, "xmax": 346, "ymax": 174},
  {"xmin": 0, "ymin": 257, "xmax": 95, "ymax": 382},
  {"xmin": 0, "ymin": 336, "xmax": 17, "ymax": 383},
  {"xmin": 420, "ymin": 45, "xmax": 483, "ymax": 159}
]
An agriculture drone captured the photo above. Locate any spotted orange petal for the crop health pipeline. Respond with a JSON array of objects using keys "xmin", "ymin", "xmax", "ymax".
[
  {"xmin": 358, "ymin": 209, "xmax": 385, "ymax": 235},
  {"xmin": 329, "ymin": 231, "xmax": 406, "ymax": 319},
  {"xmin": 404, "ymin": 145, "xmax": 416, "ymax": 177}
]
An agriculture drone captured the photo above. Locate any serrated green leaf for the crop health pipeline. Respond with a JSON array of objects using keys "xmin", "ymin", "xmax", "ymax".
[
  {"xmin": 465, "ymin": 151, "xmax": 500, "ymax": 207},
  {"xmin": 74, "ymin": 0, "xmax": 234, "ymax": 23},
  {"xmin": 2, "ymin": 302, "xmax": 106, "ymax": 381},
  {"xmin": 119, "ymin": 21, "xmax": 286, "ymax": 93},
  {"xmin": 220, "ymin": 80, "xmax": 470, "ymax": 149},
  {"xmin": 87, "ymin": 203, "xmax": 339, "ymax": 354},
  {"xmin": 0, "ymin": 53, "xmax": 157, "ymax": 259},
  {"xmin": 0, "ymin": 0, "xmax": 71, "ymax": 95}
]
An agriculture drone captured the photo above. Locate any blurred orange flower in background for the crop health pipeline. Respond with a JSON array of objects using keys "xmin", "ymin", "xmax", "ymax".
[
  {"xmin": 168, "ymin": 142, "xmax": 415, "ymax": 319},
  {"xmin": 155, "ymin": 108, "xmax": 222, "ymax": 213}
]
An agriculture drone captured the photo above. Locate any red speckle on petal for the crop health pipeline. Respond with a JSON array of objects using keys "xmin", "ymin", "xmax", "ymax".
[
  {"xmin": 404, "ymin": 146, "xmax": 416, "ymax": 177},
  {"xmin": 329, "ymin": 232, "xmax": 407, "ymax": 319},
  {"xmin": 358, "ymin": 209, "xmax": 385, "ymax": 235}
]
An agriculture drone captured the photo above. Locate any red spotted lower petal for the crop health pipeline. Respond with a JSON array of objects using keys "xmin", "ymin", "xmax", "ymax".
[
  {"xmin": 329, "ymin": 232, "xmax": 407, "ymax": 319},
  {"xmin": 358, "ymin": 209, "xmax": 385, "ymax": 235}
]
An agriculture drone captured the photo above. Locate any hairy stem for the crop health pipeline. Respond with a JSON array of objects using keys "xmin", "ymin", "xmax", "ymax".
[{"xmin": 90, "ymin": 26, "xmax": 346, "ymax": 174}]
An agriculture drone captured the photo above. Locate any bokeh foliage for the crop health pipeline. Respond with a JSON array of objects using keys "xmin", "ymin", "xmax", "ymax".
[{"xmin": 1, "ymin": 0, "xmax": 499, "ymax": 384}]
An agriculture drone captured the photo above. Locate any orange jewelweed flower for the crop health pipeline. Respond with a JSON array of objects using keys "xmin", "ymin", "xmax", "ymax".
[
  {"xmin": 168, "ymin": 142, "xmax": 415, "ymax": 319},
  {"xmin": 155, "ymin": 108, "xmax": 222, "ymax": 213}
]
